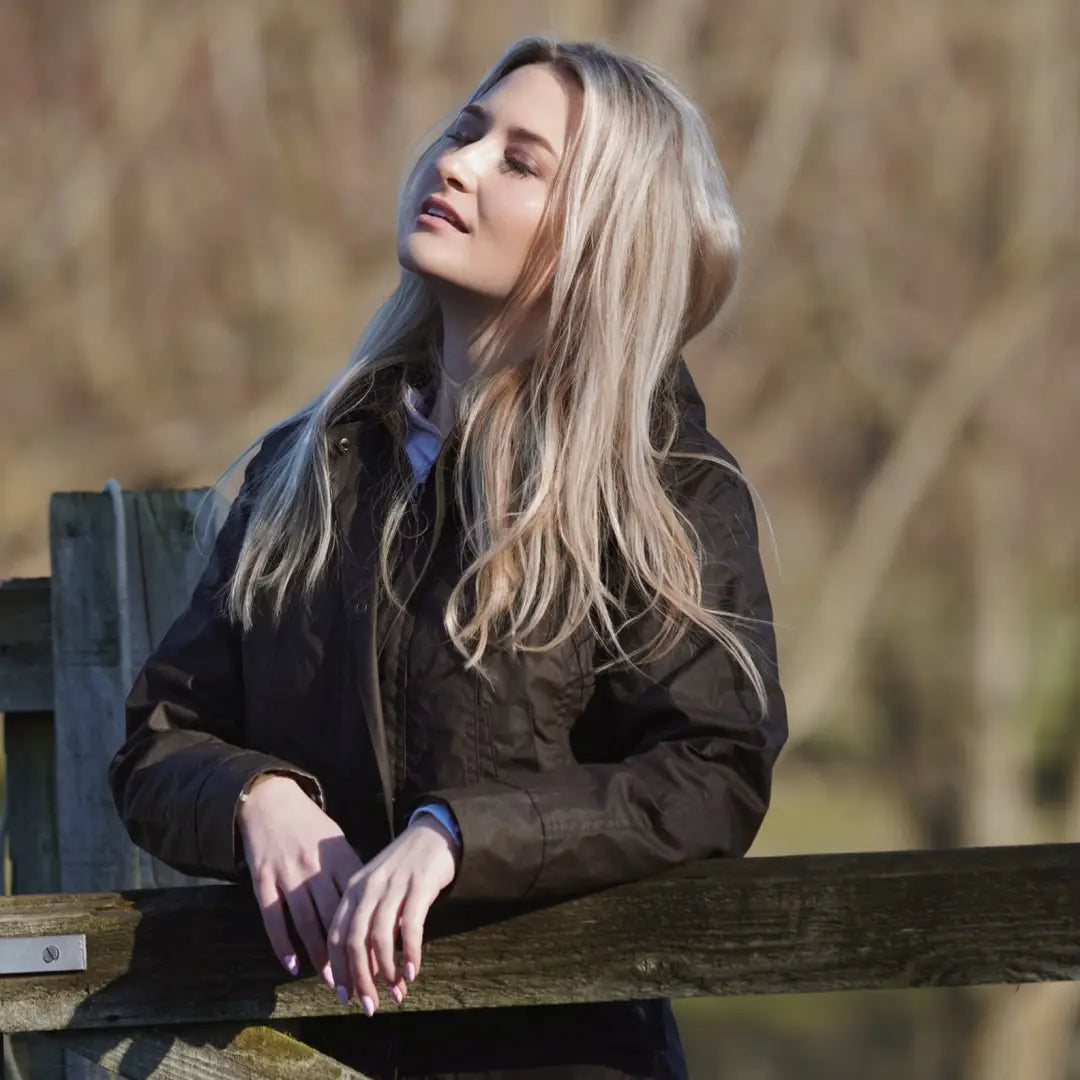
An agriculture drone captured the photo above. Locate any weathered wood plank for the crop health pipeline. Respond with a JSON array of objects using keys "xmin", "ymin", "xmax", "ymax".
[
  {"xmin": 49, "ymin": 491, "xmax": 138, "ymax": 895},
  {"xmin": 4, "ymin": 711, "xmax": 66, "ymax": 1080},
  {"xmin": 51, "ymin": 1022, "xmax": 373, "ymax": 1080},
  {"xmin": 4, "ymin": 711, "xmax": 60, "ymax": 895},
  {"xmin": 0, "ymin": 578, "xmax": 52, "ymax": 713},
  {"xmin": 48, "ymin": 488, "xmax": 230, "ymax": 896},
  {"xmin": 47, "ymin": 487, "xmax": 229, "ymax": 1080},
  {"xmin": 48, "ymin": 490, "xmax": 145, "ymax": 1080},
  {"xmin": 6, "ymin": 1030, "xmax": 78, "ymax": 1079},
  {"xmin": 125, "ymin": 489, "xmax": 228, "ymax": 656},
  {"xmin": 0, "ymin": 844, "xmax": 1078, "ymax": 1034},
  {"xmin": 121, "ymin": 488, "xmax": 228, "ymax": 891},
  {"xmin": 0, "ymin": 492, "xmax": 226, "ymax": 719}
]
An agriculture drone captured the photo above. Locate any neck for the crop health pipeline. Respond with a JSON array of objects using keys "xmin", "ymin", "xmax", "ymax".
[
  {"xmin": 428, "ymin": 301, "xmax": 479, "ymax": 437},
  {"xmin": 428, "ymin": 297, "xmax": 541, "ymax": 439}
]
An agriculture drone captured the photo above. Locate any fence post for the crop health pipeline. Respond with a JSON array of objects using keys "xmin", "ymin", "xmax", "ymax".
[
  {"xmin": 114, "ymin": 487, "xmax": 229, "ymax": 890},
  {"xmin": 40, "ymin": 486, "xmax": 229, "ymax": 1078},
  {"xmin": 47, "ymin": 487, "xmax": 228, "ymax": 895},
  {"xmin": 4, "ymin": 710, "xmax": 62, "ymax": 1080}
]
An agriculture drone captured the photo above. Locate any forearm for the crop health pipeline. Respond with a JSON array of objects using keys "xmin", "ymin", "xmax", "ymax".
[
  {"xmin": 110, "ymin": 708, "xmax": 325, "ymax": 880},
  {"xmin": 421, "ymin": 725, "xmax": 780, "ymax": 903}
]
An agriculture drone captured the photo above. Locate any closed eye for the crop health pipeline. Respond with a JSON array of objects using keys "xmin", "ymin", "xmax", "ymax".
[{"xmin": 444, "ymin": 130, "xmax": 537, "ymax": 178}]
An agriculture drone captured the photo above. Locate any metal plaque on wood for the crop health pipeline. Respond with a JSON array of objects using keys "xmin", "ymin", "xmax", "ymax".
[{"xmin": 0, "ymin": 934, "xmax": 86, "ymax": 974}]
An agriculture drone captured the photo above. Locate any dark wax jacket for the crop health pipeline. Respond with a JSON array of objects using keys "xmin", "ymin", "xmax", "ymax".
[{"xmin": 108, "ymin": 359, "xmax": 788, "ymax": 1079}]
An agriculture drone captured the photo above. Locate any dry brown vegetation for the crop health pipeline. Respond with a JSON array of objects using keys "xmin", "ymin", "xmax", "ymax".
[{"xmin": 1, "ymin": 1, "xmax": 1078, "ymax": 1077}]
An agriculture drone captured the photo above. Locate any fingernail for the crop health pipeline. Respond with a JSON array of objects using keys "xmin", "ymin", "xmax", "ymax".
[
  {"xmin": 283, "ymin": 954, "xmax": 299, "ymax": 976},
  {"xmin": 391, "ymin": 985, "xmax": 403, "ymax": 1004},
  {"xmin": 361, "ymin": 995, "xmax": 375, "ymax": 1017},
  {"xmin": 405, "ymin": 961, "xmax": 416, "ymax": 982},
  {"xmin": 322, "ymin": 963, "xmax": 334, "ymax": 989},
  {"xmin": 336, "ymin": 985, "xmax": 349, "ymax": 1006}
]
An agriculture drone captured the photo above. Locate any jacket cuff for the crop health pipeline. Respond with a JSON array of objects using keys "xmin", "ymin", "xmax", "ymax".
[
  {"xmin": 415, "ymin": 781, "xmax": 544, "ymax": 902},
  {"xmin": 195, "ymin": 751, "xmax": 326, "ymax": 879},
  {"xmin": 408, "ymin": 802, "xmax": 462, "ymax": 850}
]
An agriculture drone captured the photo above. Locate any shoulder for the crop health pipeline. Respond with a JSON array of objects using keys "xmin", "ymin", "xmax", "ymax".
[
  {"xmin": 240, "ymin": 414, "xmax": 311, "ymax": 489},
  {"xmin": 651, "ymin": 422, "xmax": 765, "ymax": 602},
  {"xmin": 259, "ymin": 414, "xmax": 308, "ymax": 461},
  {"xmin": 660, "ymin": 356, "xmax": 752, "ymax": 520},
  {"xmin": 665, "ymin": 421, "xmax": 753, "ymax": 531}
]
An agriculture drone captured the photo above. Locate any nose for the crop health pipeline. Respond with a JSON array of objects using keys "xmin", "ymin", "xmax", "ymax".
[{"xmin": 435, "ymin": 142, "xmax": 477, "ymax": 193}]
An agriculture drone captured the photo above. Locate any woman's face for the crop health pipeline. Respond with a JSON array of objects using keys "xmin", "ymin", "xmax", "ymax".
[{"xmin": 397, "ymin": 62, "xmax": 576, "ymax": 303}]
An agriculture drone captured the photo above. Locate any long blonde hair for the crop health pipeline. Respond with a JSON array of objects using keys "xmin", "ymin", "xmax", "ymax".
[{"xmin": 210, "ymin": 35, "xmax": 772, "ymax": 716}]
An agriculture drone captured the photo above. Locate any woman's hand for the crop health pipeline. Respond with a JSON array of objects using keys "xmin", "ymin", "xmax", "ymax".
[
  {"xmin": 327, "ymin": 816, "xmax": 459, "ymax": 1015},
  {"xmin": 237, "ymin": 774, "xmax": 365, "ymax": 989}
]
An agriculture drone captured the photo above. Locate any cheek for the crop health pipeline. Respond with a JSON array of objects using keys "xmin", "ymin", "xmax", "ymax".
[{"xmin": 494, "ymin": 188, "xmax": 548, "ymax": 255}]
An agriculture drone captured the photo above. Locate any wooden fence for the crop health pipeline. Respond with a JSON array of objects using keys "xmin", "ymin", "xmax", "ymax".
[{"xmin": 2, "ymin": 486, "xmax": 1079, "ymax": 1079}]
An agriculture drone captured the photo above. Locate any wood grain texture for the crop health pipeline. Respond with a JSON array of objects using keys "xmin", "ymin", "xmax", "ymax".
[
  {"xmin": 4, "ymin": 711, "xmax": 60, "ymax": 896},
  {"xmin": 121, "ymin": 488, "xmax": 228, "ymax": 891},
  {"xmin": 50, "ymin": 1022, "xmax": 373, "ymax": 1080},
  {"xmin": 5, "ymin": 711, "xmax": 66, "ymax": 1080},
  {"xmin": 1, "ymin": 843, "xmax": 1078, "ymax": 1034},
  {"xmin": 49, "ymin": 491, "xmax": 137, "ymax": 895},
  {"xmin": 0, "ymin": 577, "xmax": 52, "ymax": 712},
  {"xmin": 45, "ymin": 488, "xmax": 233, "ymax": 898},
  {"xmin": 44, "ymin": 486, "xmax": 231, "ymax": 1080}
]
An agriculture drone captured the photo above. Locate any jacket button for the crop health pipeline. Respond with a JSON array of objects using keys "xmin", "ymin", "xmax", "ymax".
[{"xmin": 334, "ymin": 435, "xmax": 351, "ymax": 455}]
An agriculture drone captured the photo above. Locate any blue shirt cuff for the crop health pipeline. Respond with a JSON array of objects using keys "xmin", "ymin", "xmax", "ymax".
[{"xmin": 408, "ymin": 801, "xmax": 462, "ymax": 851}]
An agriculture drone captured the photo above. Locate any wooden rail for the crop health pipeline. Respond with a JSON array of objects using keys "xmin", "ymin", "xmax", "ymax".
[
  {"xmin": 2, "ymin": 843, "xmax": 1080, "ymax": 1037},
  {"xmin": 50, "ymin": 1023, "xmax": 373, "ymax": 1080},
  {"xmin": 2, "ymin": 843, "xmax": 1080, "ymax": 1078}
]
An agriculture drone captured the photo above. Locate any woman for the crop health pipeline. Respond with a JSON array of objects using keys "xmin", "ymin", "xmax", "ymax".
[{"xmin": 109, "ymin": 34, "xmax": 787, "ymax": 1080}]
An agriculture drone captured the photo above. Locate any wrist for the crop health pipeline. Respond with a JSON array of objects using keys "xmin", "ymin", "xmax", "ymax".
[
  {"xmin": 411, "ymin": 815, "xmax": 461, "ymax": 887},
  {"xmin": 238, "ymin": 773, "xmax": 296, "ymax": 824},
  {"xmin": 408, "ymin": 803, "xmax": 460, "ymax": 849},
  {"xmin": 411, "ymin": 813, "xmax": 460, "ymax": 863}
]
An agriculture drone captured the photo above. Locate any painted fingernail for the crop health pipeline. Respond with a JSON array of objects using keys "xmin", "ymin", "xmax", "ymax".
[
  {"xmin": 283, "ymin": 954, "xmax": 299, "ymax": 976},
  {"xmin": 336, "ymin": 985, "xmax": 349, "ymax": 1006},
  {"xmin": 361, "ymin": 995, "xmax": 375, "ymax": 1017},
  {"xmin": 405, "ymin": 961, "xmax": 416, "ymax": 982},
  {"xmin": 391, "ymin": 985, "xmax": 403, "ymax": 1004}
]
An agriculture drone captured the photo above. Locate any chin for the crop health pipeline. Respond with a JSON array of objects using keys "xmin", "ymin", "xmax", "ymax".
[
  {"xmin": 399, "ymin": 252, "xmax": 474, "ymax": 299},
  {"xmin": 398, "ymin": 239, "xmax": 511, "ymax": 306},
  {"xmin": 400, "ymin": 235, "xmax": 457, "ymax": 279}
]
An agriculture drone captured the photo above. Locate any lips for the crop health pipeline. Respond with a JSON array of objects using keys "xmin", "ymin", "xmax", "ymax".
[{"xmin": 419, "ymin": 194, "xmax": 469, "ymax": 233}]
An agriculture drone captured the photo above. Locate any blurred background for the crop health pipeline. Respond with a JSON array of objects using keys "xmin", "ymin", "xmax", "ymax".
[{"xmin": 1, "ymin": 0, "xmax": 1078, "ymax": 1077}]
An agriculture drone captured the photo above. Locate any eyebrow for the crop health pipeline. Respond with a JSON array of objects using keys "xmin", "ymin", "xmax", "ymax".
[{"xmin": 459, "ymin": 102, "xmax": 559, "ymax": 160}]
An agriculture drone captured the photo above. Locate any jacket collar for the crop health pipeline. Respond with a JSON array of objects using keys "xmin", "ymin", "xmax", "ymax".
[{"xmin": 674, "ymin": 356, "xmax": 708, "ymax": 431}]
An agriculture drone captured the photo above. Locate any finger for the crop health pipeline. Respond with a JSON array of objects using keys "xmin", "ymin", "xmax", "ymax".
[
  {"xmin": 328, "ymin": 853, "xmax": 366, "ymax": 996},
  {"xmin": 251, "ymin": 869, "xmax": 300, "ymax": 976},
  {"xmin": 309, "ymin": 873, "xmax": 343, "ymax": 954},
  {"xmin": 398, "ymin": 885, "xmax": 432, "ymax": 988},
  {"xmin": 388, "ymin": 915, "xmax": 407, "ymax": 1005},
  {"xmin": 284, "ymin": 884, "xmax": 331, "ymax": 988},
  {"xmin": 370, "ymin": 890, "xmax": 404, "ymax": 989},
  {"xmin": 309, "ymin": 872, "xmax": 346, "ymax": 991},
  {"xmin": 327, "ymin": 888, "xmax": 358, "ymax": 1002},
  {"xmin": 345, "ymin": 895, "xmax": 381, "ymax": 1015}
]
